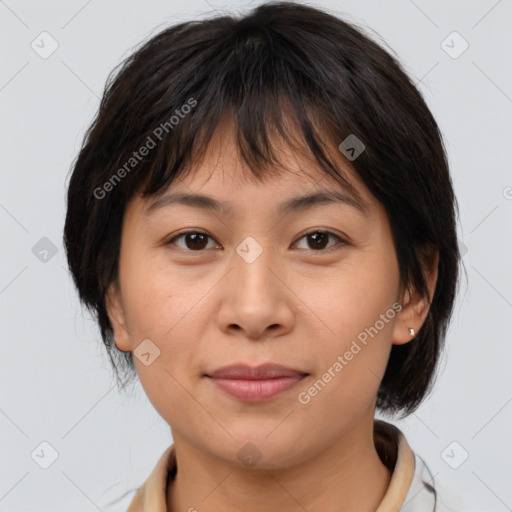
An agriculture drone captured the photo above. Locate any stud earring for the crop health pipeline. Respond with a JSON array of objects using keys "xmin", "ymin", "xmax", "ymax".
[{"xmin": 409, "ymin": 328, "xmax": 415, "ymax": 337}]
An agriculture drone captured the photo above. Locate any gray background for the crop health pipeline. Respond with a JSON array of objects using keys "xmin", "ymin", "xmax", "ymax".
[{"xmin": 1, "ymin": 0, "xmax": 511, "ymax": 510}]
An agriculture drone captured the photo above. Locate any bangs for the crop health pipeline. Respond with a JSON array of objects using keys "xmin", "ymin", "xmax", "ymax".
[
  {"xmin": 140, "ymin": 96, "xmax": 361, "ymax": 203},
  {"xmin": 96, "ymin": 18, "xmax": 366, "ymax": 206}
]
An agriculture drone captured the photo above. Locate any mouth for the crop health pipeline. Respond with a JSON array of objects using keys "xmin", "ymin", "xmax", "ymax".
[{"xmin": 205, "ymin": 363, "xmax": 309, "ymax": 402}]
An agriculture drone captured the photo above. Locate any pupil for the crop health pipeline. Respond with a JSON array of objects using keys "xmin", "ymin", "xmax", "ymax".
[
  {"xmin": 187, "ymin": 233, "xmax": 207, "ymax": 250},
  {"xmin": 309, "ymin": 232, "xmax": 327, "ymax": 249}
]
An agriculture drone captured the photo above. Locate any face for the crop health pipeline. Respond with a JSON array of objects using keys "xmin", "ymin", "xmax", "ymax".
[{"xmin": 106, "ymin": 123, "xmax": 429, "ymax": 469}]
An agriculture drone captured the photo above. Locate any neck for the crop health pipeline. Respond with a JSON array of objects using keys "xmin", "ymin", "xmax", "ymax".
[{"xmin": 166, "ymin": 413, "xmax": 392, "ymax": 512}]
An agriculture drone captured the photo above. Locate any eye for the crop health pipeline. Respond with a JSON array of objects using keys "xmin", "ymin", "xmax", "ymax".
[
  {"xmin": 166, "ymin": 230, "xmax": 220, "ymax": 251},
  {"xmin": 165, "ymin": 229, "xmax": 347, "ymax": 253},
  {"xmin": 293, "ymin": 230, "xmax": 347, "ymax": 252}
]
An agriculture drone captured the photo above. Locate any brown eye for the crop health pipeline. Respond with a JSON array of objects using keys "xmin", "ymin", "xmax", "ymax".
[
  {"xmin": 167, "ymin": 231, "xmax": 217, "ymax": 251},
  {"xmin": 166, "ymin": 229, "xmax": 346, "ymax": 253},
  {"xmin": 306, "ymin": 232, "xmax": 329, "ymax": 250},
  {"xmin": 294, "ymin": 230, "xmax": 346, "ymax": 252}
]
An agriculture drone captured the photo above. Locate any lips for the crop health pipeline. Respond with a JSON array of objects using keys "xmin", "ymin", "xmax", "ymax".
[
  {"xmin": 206, "ymin": 363, "xmax": 308, "ymax": 380},
  {"xmin": 205, "ymin": 363, "xmax": 309, "ymax": 402}
]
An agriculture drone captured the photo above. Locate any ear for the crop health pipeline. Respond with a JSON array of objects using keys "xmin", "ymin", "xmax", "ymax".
[
  {"xmin": 105, "ymin": 280, "xmax": 131, "ymax": 352},
  {"xmin": 392, "ymin": 245, "xmax": 439, "ymax": 345}
]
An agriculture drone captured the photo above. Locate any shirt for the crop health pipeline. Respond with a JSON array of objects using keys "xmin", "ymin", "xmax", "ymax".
[{"xmin": 126, "ymin": 419, "xmax": 456, "ymax": 511}]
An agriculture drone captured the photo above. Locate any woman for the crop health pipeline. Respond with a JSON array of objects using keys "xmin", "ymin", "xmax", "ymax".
[{"xmin": 64, "ymin": 2, "xmax": 462, "ymax": 510}]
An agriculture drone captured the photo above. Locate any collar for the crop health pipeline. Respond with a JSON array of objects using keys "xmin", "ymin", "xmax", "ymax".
[{"xmin": 127, "ymin": 419, "xmax": 416, "ymax": 512}]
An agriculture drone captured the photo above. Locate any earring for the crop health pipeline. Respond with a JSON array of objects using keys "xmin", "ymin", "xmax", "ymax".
[{"xmin": 409, "ymin": 328, "xmax": 415, "ymax": 337}]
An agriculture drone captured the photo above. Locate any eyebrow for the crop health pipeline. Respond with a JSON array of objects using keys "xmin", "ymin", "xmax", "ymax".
[{"xmin": 145, "ymin": 188, "xmax": 370, "ymax": 218}]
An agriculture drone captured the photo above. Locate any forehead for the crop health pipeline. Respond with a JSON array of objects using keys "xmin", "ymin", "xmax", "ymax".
[
  {"xmin": 177, "ymin": 115, "xmax": 358, "ymax": 187},
  {"xmin": 125, "ymin": 116, "xmax": 379, "ymax": 223},
  {"xmin": 134, "ymin": 116, "xmax": 375, "ymax": 218},
  {"xmin": 144, "ymin": 164, "xmax": 372, "ymax": 224}
]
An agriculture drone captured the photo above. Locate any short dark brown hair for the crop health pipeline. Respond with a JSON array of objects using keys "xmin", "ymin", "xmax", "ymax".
[{"xmin": 64, "ymin": 1, "xmax": 462, "ymax": 417}]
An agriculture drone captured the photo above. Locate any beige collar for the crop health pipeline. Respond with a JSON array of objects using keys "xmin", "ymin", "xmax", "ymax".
[{"xmin": 127, "ymin": 419, "xmax": 415, "ymax": 512}]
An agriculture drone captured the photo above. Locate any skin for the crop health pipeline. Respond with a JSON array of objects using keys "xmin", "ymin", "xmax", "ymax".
[{"xmin": 106, "ymin": 120, "xmax": 438, "ymax": 512}]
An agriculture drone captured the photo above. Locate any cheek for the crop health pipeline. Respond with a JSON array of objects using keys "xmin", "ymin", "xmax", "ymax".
[
  {"xmin": 119, "ymin": 254, "xmax": 208, "ymax": 376},
  {"xmin": 296, "ymin": 295, "xmax": 394, "ymax": 426},
  {"xmin": 294, "ymin": 261, "xmax": 397, "ymax": 406},
  {"xmin": 295, "ymin": 257, "xmax": 398, "ymax": 340},
  {"xmin": 125, "ymin": 270, "xmax": 202, "ymax": 420},
  {"xmin": 118, "ymin": 250, "xmax": 182, "ymax": 339}
]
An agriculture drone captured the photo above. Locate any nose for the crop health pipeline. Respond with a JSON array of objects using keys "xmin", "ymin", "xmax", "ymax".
[{"xmin": 216, "ymin": 242, "xmax": 295, "ymax": 340}]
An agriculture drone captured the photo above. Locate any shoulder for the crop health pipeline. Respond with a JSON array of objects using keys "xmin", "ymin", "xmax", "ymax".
[
  {"xmin": 373, "ymin": 420, "xmax": 464, "ymax": 512},
  {"xmin": 127, "ymin": 444, "xmax": 176, "ymax": 512},
  {"xmin": 400, "ymin": 452, "xmax": 464, "ymax": 512}
]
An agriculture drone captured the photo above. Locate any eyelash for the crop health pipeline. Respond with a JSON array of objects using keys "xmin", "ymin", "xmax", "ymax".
[{"xmin": 165, "ymin": 229, "xmax": 348, "ymax": 254}]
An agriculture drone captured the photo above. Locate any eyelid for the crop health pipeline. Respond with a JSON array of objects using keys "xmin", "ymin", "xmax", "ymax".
[
  {"xmin": 165, "ymin": 228, "xmax": 349, "ymax": 252},
  {"xmin": 293, "ymin": 228, "xmax": 348, "ymax": 252},
  {"xmin": 165, "ymin": 229, "xmax": 221, "ymax": 250}
]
